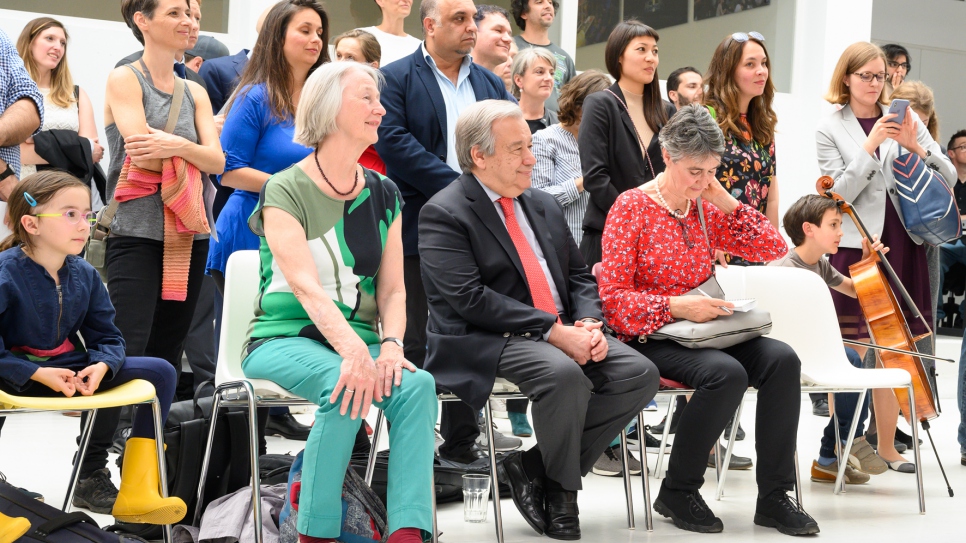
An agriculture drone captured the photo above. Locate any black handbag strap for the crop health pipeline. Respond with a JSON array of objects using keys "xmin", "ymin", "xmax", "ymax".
[{"xmin": 33, "ymin": 512, "xmax": 99, "ymax": 537}]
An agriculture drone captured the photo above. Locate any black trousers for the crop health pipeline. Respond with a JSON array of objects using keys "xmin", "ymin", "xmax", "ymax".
[
  {"xmin": 629, "ymin": 336, "xmax": 801, "ymax": 496},
  {"xmin": 74, "ymin": 236, "xmax": 209, "ymax": 478},
  {"xmin": 404, "ymin": 255, "xmax": 478, "ymax": 457}
]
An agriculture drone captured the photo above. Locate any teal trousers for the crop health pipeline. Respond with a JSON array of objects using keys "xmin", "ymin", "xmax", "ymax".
[{"xmin": 243, "ymin": 337, "xmax": 437, "ymax": 538}]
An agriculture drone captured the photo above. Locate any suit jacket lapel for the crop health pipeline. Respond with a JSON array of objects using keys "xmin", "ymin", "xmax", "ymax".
[
  {"xmin": 463, "ymin": 176, "xmax": 528, "ymax": 282},
  {"xmin": 840, "ymin": 104, "xmax": 873, "ymax": 152},
  {"xmin": 414, "ymin": 51, "xmax": 448, "ymax": 138},
  {"xmin": 518, "ymin": 192, "xmax": 568, "ymax": 313}
]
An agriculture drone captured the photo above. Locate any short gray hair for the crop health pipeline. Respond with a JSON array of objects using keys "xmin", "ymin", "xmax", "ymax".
[
  {"xmin": 510, "ymin": 47, "xmax": 557, "ymax": 99},
  {"xmin": 455, "ymin": 100, "xmax": 524, "ymax": 172},
  {"xmin": 293, "ymin": 61, "xmax": 384, "ymax": 147},
  {"xmin": 420, "ymin": 0, "xmax": 441, "ymax": 31},
  {"xmin": 658, "ymin": 104, "xmax": 726, "ymax": 162}
]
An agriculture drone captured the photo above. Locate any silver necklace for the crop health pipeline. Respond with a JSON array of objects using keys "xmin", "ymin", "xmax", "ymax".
[{"xmin": 653, "ymin": 174, "xmax": 690, "ymax": 219}]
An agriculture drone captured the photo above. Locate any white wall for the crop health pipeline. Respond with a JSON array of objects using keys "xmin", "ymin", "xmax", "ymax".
[{"xmin": 871, "ymin": 0, "xmax": 966, "ymax": 147}]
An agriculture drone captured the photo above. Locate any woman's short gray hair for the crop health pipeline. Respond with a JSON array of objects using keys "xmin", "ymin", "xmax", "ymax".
[
  {"xmin": 293, "ymin": 61, "xmax": 384, "ymax": 147},
  {"xmin": 510, "ymin": 47, "xmax": 557, "ymax": 99},
  {"xmin": 658, "ymin": 104, "xmax": 726, "ymax": 162},
  {"xmin": 455, "ymin": 100, "xmax": 524, "ymax": 172}
]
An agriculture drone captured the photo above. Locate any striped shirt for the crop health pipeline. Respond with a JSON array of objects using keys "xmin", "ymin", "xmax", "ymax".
[{"xmin": 531, "ymin": 124, "xmax": 587, "ymax": 244}]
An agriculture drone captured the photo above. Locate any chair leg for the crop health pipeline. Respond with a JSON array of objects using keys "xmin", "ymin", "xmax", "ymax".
[
  {"xmin": 794, "ymin": 450, "xmax": 802, "ymax": 507},
  {"xmin": 365, "ymin": 410, "xmax": 385, "ymax": 486},
  {"xmin": 619, "ymin": 429, "xmax": 635, "ymax": 529},
  {"xmin": 908, "ymin": 384, "xmax": 925, "ymax": 514},
  {"xmin": 483, "ymin": 401, "xmax": 504, "ymax": 543},
  {"xmin": 655, "ymin": 397, "xmax": 675, "ymax": 479},
  {"xmin": 834, "ymin": 389, "xmax": 867, "ymax": 495},
  {"xmin": 193, "ymin": 389, "xmax": 224, "ymax": 525},
  {"xmin": 152, "ymin": 397, "xmax": 174, "ymax": 543},
  {"xmin": 831, "ymin": 393, "xmax": 844, "ymax": 494},
  {"xmin": 242, "ymin": 382, "xmax": 264, "ymax": 543},
  {"xmin": 638, "ymin": 412, "xmax": 653, "ymax": 532},
  {"xmin": 431, "ymin": 468, "xmax": 439, "ymax": 543},
  {"xmin": 716, "ymin": 401, "xmax": 744, "ymax": 501},
  {"xmin": 63, "ymin": 408, "xmax": 97, "ymax": 512}
]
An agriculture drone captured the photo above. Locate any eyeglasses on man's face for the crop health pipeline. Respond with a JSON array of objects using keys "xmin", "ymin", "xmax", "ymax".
[
  {"xmin": 888, "ymin": 60, "xmax": 911, "ymax": 71},
  {"xmin": 951, "ymin": 143, "xmax": 966, "ymax": 154},
  {"xmin": 852, "ymin": 72, "xmax": 887, "ymax": 83}
]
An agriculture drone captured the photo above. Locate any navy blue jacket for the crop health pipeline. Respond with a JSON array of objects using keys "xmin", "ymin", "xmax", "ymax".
[
  {"xmin": 198, "ymin": 48, "xmax": 249, "ymax": 114},
  {"xmin": 375, "ymin": 46, "xmax": 514, "ymax": 256},
  {"xmin": 0, "ymin": 248, "xmax": 125, "ymax": 391}
]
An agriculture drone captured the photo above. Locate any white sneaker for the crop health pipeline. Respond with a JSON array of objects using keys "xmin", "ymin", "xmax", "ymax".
[{"xmin": 490, "ymin": 399, "xmax": 509, "ymax": 419}]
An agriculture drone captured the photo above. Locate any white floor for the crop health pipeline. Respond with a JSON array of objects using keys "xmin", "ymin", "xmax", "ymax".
[{"xmin": 2, "ymin": 336, "xmax": 964, "ymax": 542}]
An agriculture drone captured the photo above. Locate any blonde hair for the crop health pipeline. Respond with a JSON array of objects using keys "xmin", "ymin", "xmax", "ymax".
[
  {"xmin": 891, "ymin": 81, "xmax": 939, "ymax": 141},
  {"xmin": 825, "ymin": 42, "xmax": 888, "ymax": 106},
  {"xmin": 16, "ymin": 17, "xmax": 75, "ymax": 108},
  {"xmin": 510, "ymin": 47, "xmax": 557, "ymax": 99}
]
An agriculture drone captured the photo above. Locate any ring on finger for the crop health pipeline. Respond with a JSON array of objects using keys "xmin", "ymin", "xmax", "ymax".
[{"xmin": 345, "ymin": 389, "xmax": 355, "ymax": 393}]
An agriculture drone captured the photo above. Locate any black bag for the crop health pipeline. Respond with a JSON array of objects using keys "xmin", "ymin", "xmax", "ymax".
[
  {"xmin": 259, "ymin": 453, "xmax": 297, "ymax": 485},
  {"xmin": 350, "ymin": 450, "xmax": 510, "ymax": 505},
  {"xmin": 111, "ymin": 384, "xmax": 252, "ymax": 539},
  {"xmin": 0, "ymin": 480, "xmax": 148, "ymax": 542}
]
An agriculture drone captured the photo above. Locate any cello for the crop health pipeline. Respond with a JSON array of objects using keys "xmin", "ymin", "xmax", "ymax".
[{"xmin": 817, "ymin": 175, "xmax": 954, "ymax": 498}]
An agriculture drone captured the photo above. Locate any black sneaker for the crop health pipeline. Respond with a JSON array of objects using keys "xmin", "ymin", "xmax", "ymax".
[
  {"xmin": 72, "ymin": 468, "xmax": 119, "ymax": 514},
  {"xmin": 754, "ymin": 490, "xmax": 820, "ymax": 536},
  {"xmin": 723, "ymin": 417, "xmax": 745, "ymax": 441},
  {"xmin": 653, "ymin": 481, "xmax": 723, "ymax": 533},
  {"xmin": 811, "ymin": 398, "xmax": 829, "ymax": 417},
  {"xmin": 865, "ymin": 431, "xmax": 907, "ymax": 453}
]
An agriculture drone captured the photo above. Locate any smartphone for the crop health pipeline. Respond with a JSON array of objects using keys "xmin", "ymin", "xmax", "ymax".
[{"xmin": 888, "ymin": 98, "xmax": 909, "ymax": 125}]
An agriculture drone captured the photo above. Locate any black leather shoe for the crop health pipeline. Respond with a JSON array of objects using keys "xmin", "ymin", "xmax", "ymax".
[
  {"xmin": 265, "ymin": 412, "xmax": 311, "ymax": 440},
  {"xmin": 500, "ymin": 451, "xmax": 547, "ymax": 535},
  {"xmin": 439, "ymin": 443, "xmax": 488, "ymax": 465},
  {"xmin": 545, "ymin": 490, "xmax": 580, "ymax": 540}
]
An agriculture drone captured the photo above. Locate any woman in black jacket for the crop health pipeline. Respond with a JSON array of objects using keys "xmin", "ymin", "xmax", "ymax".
[{"xmin": 578, "ymin": 19, "xmax": 675, "ymax": 264}]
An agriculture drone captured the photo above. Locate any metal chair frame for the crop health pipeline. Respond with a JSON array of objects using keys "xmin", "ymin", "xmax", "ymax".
[{"xmin": 0, "ymin": 393, "xmax": 171, "ymax": 543}]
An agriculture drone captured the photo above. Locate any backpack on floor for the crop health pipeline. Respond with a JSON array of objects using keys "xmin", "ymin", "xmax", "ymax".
[
  {"xmin": 0, "ymin": 480, "xmax": 148, "ymax": 543},
  {"xmin": 280, "ymin": 450, "xmax": 389, "ymax": 543}
]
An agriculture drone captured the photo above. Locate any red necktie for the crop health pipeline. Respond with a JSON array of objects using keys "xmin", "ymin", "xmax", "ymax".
[{"xmin": 498, "ymin": 197, "xmax": 561, "ymax": 321}]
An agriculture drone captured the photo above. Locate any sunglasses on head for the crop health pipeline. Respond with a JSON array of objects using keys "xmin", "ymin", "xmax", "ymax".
[{"xmin": 731, "ymin": 31, "xmax": 765, "ymax": 43}]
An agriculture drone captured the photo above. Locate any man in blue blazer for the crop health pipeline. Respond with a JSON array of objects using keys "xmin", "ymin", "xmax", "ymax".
[
  {"xmin": 375, "ymin": 0, "xmax": 515, "ymax": 464},
  {"xmin": 198, "ymin": 48, "xmax": 249, "ymax": 114}
]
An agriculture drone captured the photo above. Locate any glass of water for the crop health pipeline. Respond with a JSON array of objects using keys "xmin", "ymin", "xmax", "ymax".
[{"xmin": 462, "ymin": 474, "xmax": 491, "ymax": 523}]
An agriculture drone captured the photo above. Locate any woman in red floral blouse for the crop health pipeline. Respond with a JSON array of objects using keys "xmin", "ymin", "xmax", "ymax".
[{"xmin": 599, "ymin": 105, "xmax": 818, "ymax": 536}]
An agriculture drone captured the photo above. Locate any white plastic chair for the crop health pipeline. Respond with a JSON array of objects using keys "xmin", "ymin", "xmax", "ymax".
[{"xmin": 742, "ymin": 266, "xmax": 924, "ymax": 512}]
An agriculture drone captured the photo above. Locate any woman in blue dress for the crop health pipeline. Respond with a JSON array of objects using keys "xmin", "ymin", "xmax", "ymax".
[{"xmin": 207, "ymin": 0, "xmax": 328, "ymax": 290}]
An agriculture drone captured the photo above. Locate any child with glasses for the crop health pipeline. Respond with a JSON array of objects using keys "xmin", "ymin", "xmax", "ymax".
[{"xmin": 0, "ymin": 171, "xmax": 186, "ymax": 528}]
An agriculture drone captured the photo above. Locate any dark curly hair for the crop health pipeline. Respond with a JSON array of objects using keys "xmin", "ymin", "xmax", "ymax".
[{"xmin": 510, "ymin": 0, "xmax": 559, "ymax": 32}]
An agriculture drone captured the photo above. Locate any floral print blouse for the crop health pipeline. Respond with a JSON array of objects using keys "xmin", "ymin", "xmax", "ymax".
[
  {"xmin": 716, "ymin": 117, "xmax": 777, "ymax": 265},
  {"xmin": 599, "ymin": 189, "xmax": 787, "ymax": 341}
]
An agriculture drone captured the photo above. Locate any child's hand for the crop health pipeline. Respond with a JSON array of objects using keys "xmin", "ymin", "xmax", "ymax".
[
  {"xmin": 861, "ymin": 235, "xmax": 890, "ymax": 260},
  {"xmin": 30, "ymin": 367, "xmax": 77, "ymax": 397},
  {"xmin": 75, "ymin": 362, "xmax": 110, "ymax": 396}
]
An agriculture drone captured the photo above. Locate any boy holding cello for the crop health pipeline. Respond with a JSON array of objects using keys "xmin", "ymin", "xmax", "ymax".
[{"xmin": 770, "ymin": 195, "xmax": 894, "ymax": 481}]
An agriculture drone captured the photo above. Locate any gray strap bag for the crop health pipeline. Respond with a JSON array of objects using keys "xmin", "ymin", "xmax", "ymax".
[
  {"xmin": 643, "ymin": 199, "xmax": 772, "ymax": 349},
  {"xmin": 84, "ymin": 73, "xmax": 185, "ymax": 281}
]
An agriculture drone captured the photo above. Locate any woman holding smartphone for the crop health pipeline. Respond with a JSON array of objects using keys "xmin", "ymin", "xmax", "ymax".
[{"xmin": 815, "ymin": 42, "xmax": 955, "ymax": 472}]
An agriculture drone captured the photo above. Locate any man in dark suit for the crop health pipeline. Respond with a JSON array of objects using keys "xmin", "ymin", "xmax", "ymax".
[
  {"xmin": 198, "ymin": 48, "xmax": 248, "ymax": 114},
  {"xmin": 375, "ymin": 0, "xmax": 517, "ymax": 462},
  {"xmin": 419, "ymin": 100, "xmax": 659, "ymax": 539}
]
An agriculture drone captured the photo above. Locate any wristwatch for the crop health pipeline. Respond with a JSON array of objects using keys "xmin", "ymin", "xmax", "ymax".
[
  {"xmin": 381, "ymin": 337, "xmax": 404, "ymax": 348},
  {"xmin": 0, "ymin": 164, "xmax": 14, "ymax": 183}
]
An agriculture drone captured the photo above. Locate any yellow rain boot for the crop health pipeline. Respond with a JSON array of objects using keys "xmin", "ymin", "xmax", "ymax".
[
  {"xmin": 111, "ymin": 438, "xmax": 186, "ymax": 525},
  {"xmin": 0, "ymin": 511, "xmax": 30, "ymax": 543}
]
